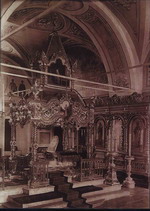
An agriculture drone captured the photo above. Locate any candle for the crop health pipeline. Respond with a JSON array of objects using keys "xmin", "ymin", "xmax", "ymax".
[
  {"xmin": 3, "ymin": 82, "xmax": 4, "ymax": 112},
  {"xmin": 108, "ymin": 129, "xmax": 111, "ymax": 151},
  {"xmin": 140, "ymin": 130, "xmax": 143, "ymax": 146},
  {"xmin": 112, "ymin": 136, "xmax": 114, "ymax": 152},
  {"xmin": 129, "ymin": 133, "xmax": 131, "ymax": 156},
  {"xmin": 115, "ymin": 139, "xmax": 117, "ymax": 152}
]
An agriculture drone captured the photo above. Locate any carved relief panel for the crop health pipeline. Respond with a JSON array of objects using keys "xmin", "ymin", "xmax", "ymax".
[
  {"xmin": 111, "ymin": 118, "xmax": 123, "ymax": 152},
  {"xmin": 130, "ymin": 117, "xmax": 146, "ymax": 155},
  {"xmin": 95, "ymin": 119, "xmax": 105, "ymax": 149}
]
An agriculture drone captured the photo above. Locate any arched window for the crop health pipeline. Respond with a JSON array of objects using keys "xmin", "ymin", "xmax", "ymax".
[{"xmin": 95, "ymin": 120, "xmax": 105, "ymax": 148}]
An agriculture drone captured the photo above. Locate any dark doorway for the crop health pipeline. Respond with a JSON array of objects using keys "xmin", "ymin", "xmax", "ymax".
[
  {"xmin": 53, "ymin": 126, "xmax": 63, "ymax": 152},
  {"xmin": 78, "ymin": 127, "xmax": 87, "ymax": 158},
  {"xmin": 5, "ymin": 119, "xmax": 11, "ymax": 151},
  {"xmin": 48, "ymin": 58, "xmax": 69, "ymax": 87},
  {"xmin": 79, "ymin": 127, "xmax": 87, "ymax": 145}
]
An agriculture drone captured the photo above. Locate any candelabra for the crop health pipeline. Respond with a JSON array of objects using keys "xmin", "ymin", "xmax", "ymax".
[
  {"xmin": 9, "ymin": 99, "xmax": 33, "ymax": 127},
  {"xmin": 123, "ymin": 156, "xmax": 135, "ymax": 188},
  {"xmin": 9, "ymin": 98, "xmax": 33, "ymax": 159},
  {"xmin": 104, "ymin": 151, "xmax": 120, "ymax": 185},
  {"xmin": 30, "ymin": 79, "xmax": 43, "ymax": 100}
]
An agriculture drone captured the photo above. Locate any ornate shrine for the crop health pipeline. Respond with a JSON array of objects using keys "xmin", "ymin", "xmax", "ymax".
[{"xmin": 2, "ymin": 30, "xmax": 149, "ymax": 190}]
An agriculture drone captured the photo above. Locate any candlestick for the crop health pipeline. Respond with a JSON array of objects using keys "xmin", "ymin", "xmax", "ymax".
[
  {"xmin": 115, "ymin": 139, "xmax": 117, "ymax": 152},
  {"xmin": 140, "ymin": 130, "xmax": 143, "ymax": 146},
  {"xmin": 108, "ymin": 129, "xmax": 111, "ymax": 151},
  {"xmin": 112, "ymin": 137, "xmax": 114, "ymax": 152},
  {"xmin": 3, "ymin": 83, "xmax": 5, "ymax": 112},
  {"xmin": 129, "ymin": 133, "xmax": 131, "ymax": 156}
]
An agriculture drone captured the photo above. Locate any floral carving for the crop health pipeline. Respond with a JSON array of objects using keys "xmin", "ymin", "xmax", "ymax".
[
  {"xmin": 60, "ymin": 1, "xmax": 84, "ymax": 11},
  {"xmin": 114, "ymin": 76, "xmax": 129, "ymax": 88},
  {"xmin": 9, "ymin": 8, "xmax": 44, "ymax": 23},
  {"xmin": 30, "ymin": 12, "xmax": 65, "ymax": 32},
  {"xmin": 111, "ymin": 0, "xmax": 136, "ymax": 10},
  {"xmin": 77, "ymin": 7, "xmax": 99, "ymax": 24},
  {"xmin": 93, "ymin": 92, "xmax": 144, "ymax": 107},
  {"xmin": 65, "ymin": 21, "xmax": 91, "ymax": 41},
  {"xmin": 9, "ymin": 98, "xmax": 34, "ymax": 127}
]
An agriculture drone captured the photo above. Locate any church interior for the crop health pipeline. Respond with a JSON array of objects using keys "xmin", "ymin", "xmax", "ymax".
[{"xmin": 0, "ymin": 0, "xmax": 150, "ymax": 209}]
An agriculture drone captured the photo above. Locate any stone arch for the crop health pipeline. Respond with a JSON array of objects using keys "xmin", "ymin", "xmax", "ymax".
[
  {"xmin": 94, "ymin": 116, "xmax": 106, "ymax": 149},
  {"xmin": 128, "ymin": 115, "xmax": 147, "ymax": 154},
  {"xmin": 90, "ymin": 1, "xmax": 142, "ymax": 92}
]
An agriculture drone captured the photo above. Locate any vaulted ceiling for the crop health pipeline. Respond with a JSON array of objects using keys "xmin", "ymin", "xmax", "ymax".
[{"xmin": 1, "ymin": 0, "xmax": 150, "ymax": 98}]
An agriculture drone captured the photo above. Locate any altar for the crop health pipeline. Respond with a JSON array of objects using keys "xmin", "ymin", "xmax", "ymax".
[{"xmin": 6, "ymin": 78, "xmax": 95, "ymax": 188}]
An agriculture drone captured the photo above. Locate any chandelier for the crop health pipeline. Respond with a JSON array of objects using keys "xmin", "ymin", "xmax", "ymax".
[{"xmin": 9, "ymin": 98, "xmax": 33, "ymax": 127}]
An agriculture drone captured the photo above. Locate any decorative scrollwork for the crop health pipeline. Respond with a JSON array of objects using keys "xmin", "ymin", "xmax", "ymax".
[
  {"xmin": 77, "ymin": 7, "xmax": 99, "ymax": 25},
  {"xmin": 30, "ymin": 12, "xmax": 65, "ymax": 32},
  {"xmin": 93, "ymin": 92, "xmax": 144, "ymax": 107},
  {"xmin": 9, "ymin": 98, "xmax": 34, "ymax": 127},
  {"xmin": 112, "ymin": 0, "xmax": 136, "ymax": 10},
  {"xmin": 60, "ymin": 1, "xmax": 84, "ymax": 11},
  {"xmin": 65, "ymin": 21, "xmax": 91, "ymax": 42},
  {"xmin": 9, "ymin": 8, "xmax": 44, "ymax": 23}
]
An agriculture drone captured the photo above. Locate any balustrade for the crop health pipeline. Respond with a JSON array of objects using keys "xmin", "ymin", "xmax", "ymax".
[
  {"xmin": 29, "ymin": 160, "xmax": 49, "ymax": 188},
  {"xmin": 0, "ymin": 156, "xmax": 5, "ymax": 190},
  {"xmin": 131, "ymin": 160, "xmax": 148, "ymax": 175},
  {"xmin": 80, "ymin": 158, "xmax": 105, "ymax": 181}
]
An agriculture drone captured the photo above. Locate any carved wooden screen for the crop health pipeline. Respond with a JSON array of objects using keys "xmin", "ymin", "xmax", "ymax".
[
  {"xmin": 130, "ymin": 118, "xmax": 146, "ymax": 155},
  {"xmin": 112, "ymin": 119, "xmax": 123, "ymax": 152},
  {"xmin": 95, "ymin": 120, "xmax": 105, "ymax": 149}
]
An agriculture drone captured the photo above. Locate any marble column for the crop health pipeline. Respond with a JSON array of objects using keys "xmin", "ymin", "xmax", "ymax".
[
  {"xmin": 10, "ymin": 123, "xmax": 17, "ymax": 159},
  {"xmin": 76, "ymin": 127, "xmax": 79, "ymax": 153},
  {"xmin": 123, "ymin": 156, "xmax": 135, "ymax": 188},
  {"xmin": 31, "ymin": 121, "xmax": 38, "ymax": 162},
  {"xmin": 87, "ymin": 123, "xmax": 94, "ymax": 158},
  {"xmin": 122, "ymin": 128, "xmax": 135, "ymax": 188},
  {"xmin": 0, "ymin": 74, "xmax": 5, "ymax": 156},
  {"xmin": 0, "ymin": 113, "xmax": 5, "ymax": 156},
  {"xmin": 104, "ymin": 152, "xmax": 120, "ymax": 186}
]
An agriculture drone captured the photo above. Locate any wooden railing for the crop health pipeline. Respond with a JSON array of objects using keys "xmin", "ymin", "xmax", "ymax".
[
  {"xmin": 114, "ymin": 157, "xmax": 148, "ymax": 176},
  {"xmin": 0, "ymin": 156, "xmax": 6, "ymax": 190},
  {"xmin": 131, "ymin": 160, "xmax": 148, "ymax": 175},
  {"xmin": 80, "ymin": 158, "xmax": 105, "ymax": 181},
  {"xmin": 114, "ymin": 158, "xmax": 126, "ymax": 171},
  {"xmin": 29, "ymin": 160, "xmax": 49, "ymax": 188}
]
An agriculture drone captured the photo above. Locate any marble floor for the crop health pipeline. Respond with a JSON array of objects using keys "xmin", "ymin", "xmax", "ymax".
[
  {"xmin": 0, "ymin": 186, "xmax": 149, "ymax": 209},
  {"xmin": 97, "ymin": 187, "xmax": 149, "ymax": 209}
]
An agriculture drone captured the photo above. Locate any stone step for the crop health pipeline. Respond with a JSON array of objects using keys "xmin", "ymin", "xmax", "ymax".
[
  {"xmin": 23, "ymin": 186, "xmax": 54, "ymax": 195},
  {"xmin": 72, "ymin": 203, "xmax": 92, "ymax": 208},
  {"xmin": 69, "ymin": 198, "xmax": 85, "ymax": 207},
  {"xmin": 50, "ymin": 176, "xmax": 67, "ymax": 185},
  {"xmin": 64, "ymin": 190, "xmax": 79, "ymax": 201},
  {"xmin": 3, "ymin": 202, "xmax": 20, "ymax": 208},
  {"xmin": 73, "ymin": 178, "xmax": 104, "ymax": 188},
  {"xmin": 48, "ymin": 171, "xmax": 64, "ymax": 178},
  {"xmin": 91, "ymin": 198, "xmax": 105, "ymax": 208},
  {"xmin": 18, "ymin": 197, "xmax": 64, "ymax": 208},
  {"xmin": 8, "ymin": 194, "xmax": 27, "ymax": 207},
  {"xmin": 82, "ymin": 184, "xmax": 121, "ymax": 198},
  {"xmin": 7, "ymin": 191, "xmax": 63, "ymax": 208},
  {"xmin": 8, "ymin": 194, "xmax": 26, "ymax": 200},
  {"xmin": 57, "ymin": 183, "xmax": 72, "ymax": 192},
  {"xmin": 74, "ymin": 185, "xmax": 103, "ymax": 195},
  {"xmin": 86, "ymin": 189, "xmax": 130, "ymax": 204},
  {"xmin": 3, "ymin": 198, "xmax": 65, "ymax": 208},
  {"xmin": 32, "ymin": 200, "xmax": 68, "ymax": 208}
]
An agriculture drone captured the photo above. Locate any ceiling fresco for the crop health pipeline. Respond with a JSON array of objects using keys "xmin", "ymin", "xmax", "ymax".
[{"xmin": 1, "ymin": 0, "xmax": 150, "ymax": 96}]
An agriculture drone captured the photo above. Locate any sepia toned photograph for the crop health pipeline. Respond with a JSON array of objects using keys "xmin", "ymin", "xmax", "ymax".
[{"xmin": 0, "ymin": 0, "xmax": 149, "ymax": 209}]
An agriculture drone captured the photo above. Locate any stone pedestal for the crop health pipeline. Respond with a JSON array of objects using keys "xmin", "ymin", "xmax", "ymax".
[
  {"xmin": 123, "ymin": 156, "xmax": 135, "ymax": 189},
  {"xmin": 23, "ymin": 185, "xmax": 54, "ymax": 195},
  {"xmin": 104, "ymin": 152, "xmax": 120, "ymax": 186},
  {"xmin": 29, "ymin": 160, "xmax": 49, "ymax": 188}
]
